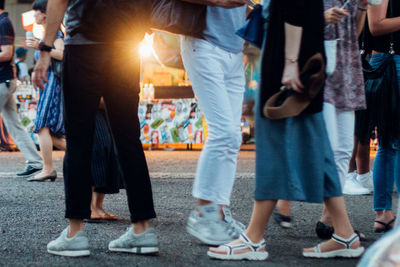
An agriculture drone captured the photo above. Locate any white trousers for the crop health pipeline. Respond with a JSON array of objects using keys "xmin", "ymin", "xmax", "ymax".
[
  {"xmin": 181, "ymin": 36, "xmax": 245, "ymax": 205},
  {"xmin": 323, "ymin": 102, "xmax": 355, "ymax": 187},
  {"xmin": 0, "ymin": 80, "xmax": 42, "ymax": 168}
]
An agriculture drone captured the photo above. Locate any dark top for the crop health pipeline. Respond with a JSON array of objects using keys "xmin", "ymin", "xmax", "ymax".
[
  {"xmin": 65, "ymin": 0, "xmax": 148, "ymax": 43},
  {"xmin": 260, "ymin": 0, "xmax": 325, "ymax": 115},
  {"xmin": 0, "ymin": 12, "xmax": 14, "ymax": 83},
  {"xmin": 369, "ymin": 0, "xmax": 400, "ymax": 54}
]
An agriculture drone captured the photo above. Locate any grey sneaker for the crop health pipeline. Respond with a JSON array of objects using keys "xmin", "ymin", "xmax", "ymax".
[
  {"xmin": 108, "ymin": 227, "xmax": 159, "ymax": 254},
  {"xmin": 186, "ymin": 204, "xmax": 243, "ymax": 246},
  {"xmin": 47, "ymin": 227, "xmax": 90, "ymax": 257},
  {"xmin": 222, "ymin": 207, "xmax": 246, "ymax": 233}
]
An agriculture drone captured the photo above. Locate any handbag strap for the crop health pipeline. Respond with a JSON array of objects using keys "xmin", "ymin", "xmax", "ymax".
[
  {"xmin": 361, "ymin": 0, "xmax": 395, "ymax": 55},
  {"xmin": 388, "ymin": 0, "xmax": 395, "ymax": 54}
]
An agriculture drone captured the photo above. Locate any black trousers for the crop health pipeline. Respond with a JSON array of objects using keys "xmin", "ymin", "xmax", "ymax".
[{"xmin": 62, "ymin": 44, "xmax": 156, "ymax": 222}]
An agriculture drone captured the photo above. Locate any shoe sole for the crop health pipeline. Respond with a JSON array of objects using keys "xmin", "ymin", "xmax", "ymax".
[
  {"xmin": 17, "ymin": 169, "xmax": 42, "ymax": 177},
  {"xmin": 343, "ymin": 191, "xmax": 371, "ymax": 196},
  {"xmin": 108, "ymin": 246, "xmax": 159, "ymax": 254},
  {"xmin": 207, "ymin": 250, "xmax": 269, "ymax": 261},
  {"xmin": 47, "ymin": 249, "xmax": 90, "ymax": 257},
  {"xmin": 279, "ymin": 222, "xmax": 292, "ymax": 229},
  {"xmin": 186, "ymin": 225, "xmax": 235, "ymax": 246},
  {"xmin": 302, "ymin": 247, "xmax": 365, "ymax": 258}
]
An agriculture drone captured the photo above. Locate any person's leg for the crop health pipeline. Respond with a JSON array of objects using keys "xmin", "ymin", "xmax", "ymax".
[
  {"xmin": 304, "ymin": 196, "xmax": 360, "ymax": 252},
  {"xmin": 51, "ymin": 136, "xmax": 66, "ymax": 150},
  {"xmin": 102, "ymin": 42, "xmax": 155, "ymax": 232},
  {"xmin": 91, "ymin": 188, "xmax": 105, "ymax": 216},
  {"xmin": 181, "ymin": 37, "xmax": 242, "ymax": 208},
  {"xmin": 356, "ymin": 141, "xmax": 370, "ymax": 174},
  {"xmin": 35, "ymin": 127, "xmax": 55, "ymax": 177},
  {"xmin": 208, "ymin": 200, "xmax": 275, "ymax": 255},
  {"xmin": 62, "ymin": 45, "xmax": 103, "ymax": 237},
  {"xmin": 373, "ymin": 144, "xmax": 396, "ymax": 230},
  {"xmin": 334, "ymin": 109, "xmax": 355, "ymax": 186},
  {"xmin": 276, "ymin": 200, "xmax": 291, "ymax": 216},
  {"xmin": 348, "ymin": 136, "xmax": 358, "ymax": 173},
  {"xmin": 0, "ymin": 81, "xmax": 43, "ymax": 169}
]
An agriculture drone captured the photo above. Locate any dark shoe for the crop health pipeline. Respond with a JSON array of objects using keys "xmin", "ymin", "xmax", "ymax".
[
  {"xmin": 273, "ymin": 211, "xmax": 292, "ymax": 229},
  {"xmin": 374, "ymin": 218, "xmax": 396, "ymax": 233},
  {"xmin": 316, "ymin": 221, "xmax": 366, "ymax": 241},
  {"xmin": 16, "ymin": 166, "xmax": 42, "ymax": 177},
  {"xmin": 27, "ymin": 170, "xmax": 57, "ymax": 182},
  {"xmin": 316, "ymin": 221, "xmax": 334, "ymax": 239}
]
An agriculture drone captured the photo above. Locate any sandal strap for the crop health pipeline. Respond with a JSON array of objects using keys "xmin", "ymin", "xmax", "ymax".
[
  {"xmin": 220, "ymin": 244, "xmax": 249, "ymax": 255},
  {"xmin": 239, "ymin": 233, "xmax": 266, "ymax": 252},
  {"xmin": 331, "ymin": 233, "xmax": 359, "ymax": 249}
]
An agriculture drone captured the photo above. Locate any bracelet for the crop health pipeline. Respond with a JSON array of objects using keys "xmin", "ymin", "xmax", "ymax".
[
  {"xmin": 285, "ymin": 57, "xmax": 298, "ymax": 63},
  {"xmin": 358, "ymin": 6, "xmax": 367, "ymax": 12}
]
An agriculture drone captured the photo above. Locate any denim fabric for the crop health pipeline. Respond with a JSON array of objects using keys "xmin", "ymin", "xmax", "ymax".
[{"xmin": 371, "ymin": 53, "xmax": 400, "ymax": 210}]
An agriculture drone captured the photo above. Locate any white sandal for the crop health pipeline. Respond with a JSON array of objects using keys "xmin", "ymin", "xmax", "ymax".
[
  {"xmin": 303, "ymin": 233, "xmax": 365, "ymax": 258},
  {"xmin": 207, "ymin": 233, "xmax": 269, "ymax": 261}
]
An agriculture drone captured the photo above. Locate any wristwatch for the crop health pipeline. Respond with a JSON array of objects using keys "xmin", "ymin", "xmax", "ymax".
[{"xmin": 38, "ymin": 41, "xmax": 53, "ymax": 52}]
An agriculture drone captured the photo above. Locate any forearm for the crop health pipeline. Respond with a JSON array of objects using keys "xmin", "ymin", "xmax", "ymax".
[
  {"xmin": 356, "ymin": 10, "xmax": 367, "ymax": 37},
  {"xmin": 50, "ymin": 39, "xmax": 64, "ymax": 61},
  {"xmin": 0, "ymin": 51, "xmax": 12, "ymax": 62},
  {"xmin": 368, "ymin": 0, "xmax": 400, "ymax": 36},
  {"xmin": 284, "ymin": 23, "xmax": 303, "ymax": 61},
  {"xmin": 368, "ymin": 17, "xmax": 400, "ymax": 36},
  {"xmin": 50, "ymin": 49, "xmax": 63, "ymax": 61},
  {"xmin": 43, "ymin": 0, "xmax": 68, "ymax": 46}
]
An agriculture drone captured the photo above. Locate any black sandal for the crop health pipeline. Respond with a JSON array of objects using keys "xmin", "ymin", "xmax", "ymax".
[
  {"xmin": 374, "ymin": 218, "xmax": 396, "ymax": 233},
  {"xmin": 273, "ymin": 211, "xmax": 292, "ymax": 229},
  {"xmin": 315, "ymin": 221, "xmax": 366, "ymax": 241}
]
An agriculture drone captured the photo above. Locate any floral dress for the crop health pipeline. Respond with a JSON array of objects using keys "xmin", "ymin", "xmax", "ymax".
[{"xmin": 323, "ymin": 0, "xmax": 366, "ymax": 111}]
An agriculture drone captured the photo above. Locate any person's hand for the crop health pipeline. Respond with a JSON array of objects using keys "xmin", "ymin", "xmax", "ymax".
[
  {"xmin": 324, "ymin": 7, "xmax": 350, "ymax": 24},
  {"xmin": 25, "ymin": 38, "xmax": 40, "ymax": 50},
  {"xmin": 358, "ymin": 0, "xmax": 368, "ymax": 9},
  {"xmin": 210, "ymin": 0, "xmax": 246, "ymax": 8},
  {"xmin": 282, "ymin": 62, "xmax": 304, "ymax": 93},
  {"xmin": 33, "ymin": 52, "xmax": 51, "ymax": 90}
]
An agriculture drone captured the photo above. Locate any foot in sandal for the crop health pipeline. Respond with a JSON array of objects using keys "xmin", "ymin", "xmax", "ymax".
[
  {"xmin": 303, "ymin": 233, "xmax": 364, "ymax": 258},
  {"xmin": 374, "ymin": 217, "xmax": 396, "ymax": 233},
  {"xmin": 207, "ymin": 233, "xmax": 269, "ymax": 261}
]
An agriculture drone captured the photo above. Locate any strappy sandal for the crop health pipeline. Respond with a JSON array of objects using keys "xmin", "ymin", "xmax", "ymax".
[
  {"xmin": 374, "ymin": 218, "xmax": 396, "ymax": 233},
  {"xmin": 303, "ymin": 233, "xmax": 364, "ymax": 258},
  {"xmin": 207, "ymin": 233, "xmax": 269, "ymax": 261},
  {"xmin": 316, "ymin": 221, "xmax": 367, "ymax": 241}
]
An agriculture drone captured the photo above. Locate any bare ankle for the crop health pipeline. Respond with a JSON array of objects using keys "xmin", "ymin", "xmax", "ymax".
[{"xmin": 132, "ymin": 220, "xmax": 149, "ymax": 234}]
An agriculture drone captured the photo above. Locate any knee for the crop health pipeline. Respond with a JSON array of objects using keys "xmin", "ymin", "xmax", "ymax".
[{"xmin": 207, "ymin": 126, "xmax": 242, "ymax": 150}]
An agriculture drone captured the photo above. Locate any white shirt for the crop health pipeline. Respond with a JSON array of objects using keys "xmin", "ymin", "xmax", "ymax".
[{"xmin": 15, "ymin": 59, "xmax": 29, "ymax": 81}]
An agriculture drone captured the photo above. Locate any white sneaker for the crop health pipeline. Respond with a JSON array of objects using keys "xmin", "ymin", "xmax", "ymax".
[
  {"xmin": 346, "ymin": 171, "xmax": 357, "ymax": 181},
  {"xmin": 343, "ymin": 177, "xmax": 371, "ymax": 195},
  {"xmin": 357, "ymin": 172, "xmax": 374, "ymax": 192},
  {"xmin": 186, "ymin": 204, "xmax": 241, "ymax": 246}
]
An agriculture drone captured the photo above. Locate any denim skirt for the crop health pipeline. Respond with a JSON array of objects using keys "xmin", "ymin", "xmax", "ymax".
[{"xmin": 254, "ymin": 105, "xmax": 342, "ymax": 203}]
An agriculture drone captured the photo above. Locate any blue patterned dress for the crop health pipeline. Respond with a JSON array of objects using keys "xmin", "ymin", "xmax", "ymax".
[{"xmin": 33, "ymin": 31, "xmax": 65, "ymax": 137}]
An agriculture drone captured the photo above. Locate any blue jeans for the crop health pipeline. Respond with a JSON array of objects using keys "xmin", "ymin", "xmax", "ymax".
[{"xmin": 371, "ymin": 53, "xmax": 400, "ymax": 211}]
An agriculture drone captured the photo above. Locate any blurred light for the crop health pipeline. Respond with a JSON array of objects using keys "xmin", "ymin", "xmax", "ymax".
[
  {"xmin": 139, "ymin": 33, "xmax": 154, "ymax": 58},
  {"xmin": 22, "ymin": 10, "xmax": 35, "ymax": 31},
  {"xmin": 33, "ymin": 24, "xmax": 44, "ymax": 40}
]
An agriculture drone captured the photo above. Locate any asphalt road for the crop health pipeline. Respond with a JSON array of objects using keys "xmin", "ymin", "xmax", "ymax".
[{"xmin": 0, "ymin": 150, "xmax": 397, "ymax": 267}]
